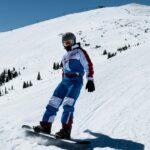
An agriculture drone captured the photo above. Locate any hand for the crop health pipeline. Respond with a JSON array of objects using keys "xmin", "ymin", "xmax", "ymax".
[{"xmin": 85, "ymin": 80, "xmax": 95, "ymax": 92}]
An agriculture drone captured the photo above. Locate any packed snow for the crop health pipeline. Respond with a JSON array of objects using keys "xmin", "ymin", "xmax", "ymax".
[{"xmin": 0, "ymin": 3, "xmax": 150, "ymax": 150}]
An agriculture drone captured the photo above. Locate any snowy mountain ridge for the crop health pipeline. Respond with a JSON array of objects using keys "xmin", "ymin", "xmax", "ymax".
[{"xmin": 0, "ymin": 3, "xmax": 150, "ymax": 150}]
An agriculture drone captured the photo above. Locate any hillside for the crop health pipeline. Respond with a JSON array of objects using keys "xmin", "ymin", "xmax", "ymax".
[{"xmin": 0, "ymin": 4, "xmax": 150, "ymax": 150}]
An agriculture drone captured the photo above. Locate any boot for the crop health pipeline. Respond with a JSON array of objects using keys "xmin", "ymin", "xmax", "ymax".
[
  {"xmin": 55, "ymin": 124, "xmax": 72, "ymax": 139},
  {"xmin": 33, "ymin": 121, "xmax": 51, "ymax": 134}
]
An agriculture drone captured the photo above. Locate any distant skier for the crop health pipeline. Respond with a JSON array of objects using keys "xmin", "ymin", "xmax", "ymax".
[{"xmin": 34, "ymin": 32, "xmax": 95, "ymax": 139}]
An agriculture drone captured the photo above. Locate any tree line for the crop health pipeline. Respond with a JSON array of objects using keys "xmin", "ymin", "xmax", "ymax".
[{"xmin": 0, "ymin": 67, "xmax": 20, "ymax": 87}]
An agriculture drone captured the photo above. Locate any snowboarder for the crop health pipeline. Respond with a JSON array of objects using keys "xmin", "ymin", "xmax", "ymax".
[{"xmin": 34, "ymin": 32, "xmax": 95, "ymax": 139}]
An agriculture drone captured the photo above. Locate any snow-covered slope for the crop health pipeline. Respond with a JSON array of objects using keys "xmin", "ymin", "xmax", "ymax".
[{"xmin": 0, "ymin": 3, "xmax": 150, "ymax": 150}]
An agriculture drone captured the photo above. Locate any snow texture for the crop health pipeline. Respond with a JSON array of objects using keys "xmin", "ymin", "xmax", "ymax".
[{"xmin": 0, "ymin": 3, "xmax": 150, "ymax": 150}]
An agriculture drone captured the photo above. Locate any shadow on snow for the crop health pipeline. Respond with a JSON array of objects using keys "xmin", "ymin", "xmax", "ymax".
[
  {"xmin": 84, "ymin": 129, "xmax": 144, "ymax": 150},
  {"xmin": 25, "ymin": 129, "xmax": 145, "ymax": 150}
]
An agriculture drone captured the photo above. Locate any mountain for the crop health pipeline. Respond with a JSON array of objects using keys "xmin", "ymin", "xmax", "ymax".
[{"xmin": 0, "ymin": 3, "xmax": 150, "ymax": 150}]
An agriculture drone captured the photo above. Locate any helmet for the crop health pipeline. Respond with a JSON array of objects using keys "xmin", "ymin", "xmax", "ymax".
[{"xmin": 62, "ymin": 32, "xmax": 76, "ymax": 46}]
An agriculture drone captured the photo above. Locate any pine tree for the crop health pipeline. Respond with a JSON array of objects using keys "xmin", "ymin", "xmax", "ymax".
[
  {"xmin": 59, "ymin": 62, "xmax": 62, "ymax": 69},
  {"xmin": 37, "ymin": 72, "xmax": 42, "ymax": 80},
  {"xmin": 18, "ymin": 71, "xmax": 21, "ymax": 75},
  {"xmin": 8, "ymin": 69, "xmax": 12, "ymax": 80},
  {"xmin": 29, "ymin": 81, "xmax": 33, "ymax": 86},
  {"xmin": 23, "ymin": 81, "xmax": 27, "ymax": 89},
  {"xmin": 0, "ymin": 90, "xmax": 2, "ymax": 96},
  {"xmin": 5, "ymin": 76, "xmax": 9, "ymax": 82},
  {"xmin": 1, "ymin": 70, "xmax": 6, "ymax": 83},
  {"xmin": 107, "ymin": 52, "xmax": 111, "ymax": 59},
  {"xmin": 53, "ymin": 62, "xmax": 56, "ymax": 70},
  {"xmin": 56, "ymin": 63, "xmax": 59, "ymax": 70},
  {"xmin": 103, "ymin": 50, "xmax": 107, "ymax": 55},
  {"xmin": 0, "ymin": 78, "xmax": 2, "ymax": 86},
  {"xmin": 13, "ymin": 71, "xmax": 18, "ymax": 78},
  {"xmin": 27, "ymin": 81, "xmax": 29, "ymax": 87},
  {"xmin": 11, "ymin": 85, "xmax": 14, "ymax": 90},
  {"xmin": 13, "ymin": 67, "xmax": 15, "ymax": 72},
  {"xmin": 5, "ymin": 87, "xmax": 8, "ymax": 94}
]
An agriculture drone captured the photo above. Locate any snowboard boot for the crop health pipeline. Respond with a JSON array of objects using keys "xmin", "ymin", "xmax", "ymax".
[
  {"xmin": 33, "ymin": 121, "xmax": 51, "ymax": 134},
  {"xmin": 55, "ymin": 124, "xmax": 72, "ymax": 139}
]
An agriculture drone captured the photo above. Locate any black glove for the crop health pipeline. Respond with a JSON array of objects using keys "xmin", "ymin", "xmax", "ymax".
[{"xmin": 85, "ymin": 80, "xmax": 95, "ymax": 92}]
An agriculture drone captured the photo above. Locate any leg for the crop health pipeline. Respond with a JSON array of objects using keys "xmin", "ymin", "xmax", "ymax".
[
  {"xmin": 61, "ymin": 80, "xmax": 83, "ymax": 128},
  {"xmin": 55, "ymin": 79, "xmax": 83, "ymax": 138},
  {"xmin": 42, "ymin": 80, "xmax": 68, "ymax": 123}
]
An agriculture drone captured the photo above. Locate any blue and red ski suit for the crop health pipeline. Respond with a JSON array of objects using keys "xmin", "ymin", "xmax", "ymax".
[{"xmin": 42, "ymin": 43, "xmax": 94, "ymax": 128}]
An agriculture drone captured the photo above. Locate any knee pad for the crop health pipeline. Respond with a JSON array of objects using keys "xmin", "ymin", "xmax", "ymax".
[
  {"xmin": 63, "ymin": 97, "xmax": 75, "ymax": 106},
  {"xmin": 48, "ymin": 96, "xmax": 62, "ymax": 108}
]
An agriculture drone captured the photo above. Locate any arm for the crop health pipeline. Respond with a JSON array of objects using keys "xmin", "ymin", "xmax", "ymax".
[
  {"xmin": 60, "ymin": 55, "xmax": 65, "ymax": 79},
  {"xmin": 60, "ymin": 61, "xmax": 64, "ymax": 79},
  {"xmin": 80, "ymin": 48, "xmax": 94, "ymax": 80},
  {"xmin": 80, "ymin": 48, "xmax": 95, "ymax": 92}
]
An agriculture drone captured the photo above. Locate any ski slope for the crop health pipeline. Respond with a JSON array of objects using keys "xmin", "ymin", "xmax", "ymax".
[{"xmin": 0, "ymin": 3, "xmax": 150, "ymax": 150}]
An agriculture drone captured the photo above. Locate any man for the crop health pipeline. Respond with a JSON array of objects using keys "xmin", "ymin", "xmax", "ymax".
[{"xmin": 34, "ymin": 32, "xmax": 95, "ymax": 139}]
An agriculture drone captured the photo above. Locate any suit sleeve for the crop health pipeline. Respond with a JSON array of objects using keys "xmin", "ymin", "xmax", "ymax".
[
  {"xmin": 61, "ymin": 56, "xmax": 65, "ymax": 79},
  {"xmin": 80, "ymin": 48, "xmax": 94, "ymax": 80}
]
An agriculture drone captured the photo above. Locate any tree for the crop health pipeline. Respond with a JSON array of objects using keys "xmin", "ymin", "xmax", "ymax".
[
  {"xmin": 0, "ymin": 90, "xmax": 2, "ymax": 96},
  {"xmin": 59, "ymin": 63, "xmax": 62, "ymax": 69},
  {"xmin": 13, "ymin": 71, "xmax": 18, "ymax": 78},
  {"xmin": 107, "ymin": 52, "xmax": 111, "ymax": 59},
  {"xmin": 97, "ymin": 5, "xmax": 105, "ymax": 8},
  {"xmin": 95, "ymin": 45, "xmax": 101, "ymax": 49},
  {"xmin": 27, "ymin": 81, "xmax": 29, "ymax": 87},
  {"xmin": 29, "ymin": 81, "xmax": 33, "ymax": 86},
  {"xmin": 0, "ymin": 78, "xmax": 2, "ymax": 86},
  {"xmin": 5, "ymin": 87, "xmax": 8, "ymax": 94},
  {"xmin": 53, "ymin": 62, "xmax": 56, "ymax": 70},
  {"xmin": 23, "ymin": 81, "xmax": 27, "ymax": 89},
  {"xmin": 103, "ymin": 50, "xmax": 107, "ymax": 55},
  {"xmin": 37, "ymin": 72, "xmax": 42, "ymax": 80},
  {"xmin": 8, "ymin": 69, "xmax": 12, "ymax": 80},
  {"xmin": 1, "ymin": 70, "xmax": 6, "ymax": 83},
  {"xmin": 5, "ymin": 76, "xmax": 9, "ymax": 82},
  {"xmin": 85, "ymin": 43, "xmax": 90, "ymax": 47},
  {"xmin": 107, "ymin": 52, "xmax": 117, "ymax": 59},
  {"xmin": 18, "ymin": 71, "xmax": 21, "ymax": 75},
  {"xmin": 56, "ymin": 63, "xmax": 60, "ymax": 70},
  {"xmin": 13, "ymin": 67, "xmax": 16, "ymax": 72},
  {"xmin": 11, "ymin": 85, "xmax": 14, "ymax": 90}
]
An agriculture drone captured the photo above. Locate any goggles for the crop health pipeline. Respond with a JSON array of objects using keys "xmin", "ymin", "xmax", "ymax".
[{"xmin": 63, "ymin": 40, "xmax": 73, "ymax": 47}]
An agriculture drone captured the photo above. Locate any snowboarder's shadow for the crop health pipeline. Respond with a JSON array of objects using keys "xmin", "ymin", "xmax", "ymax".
[
  {"xmin": 26, "ymin": 129, "xmax": 144, "ymax": 150},
  {"xmin": 84, "ymin": 129, "xmax": 145, "ymax": 150}
]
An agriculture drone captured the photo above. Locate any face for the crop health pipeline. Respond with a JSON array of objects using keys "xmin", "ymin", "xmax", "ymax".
[{"xmin": 63, "ymin": 39, "xmax": 73, "ymax": 47}]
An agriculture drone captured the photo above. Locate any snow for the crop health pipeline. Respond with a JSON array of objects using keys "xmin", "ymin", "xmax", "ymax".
[{"xmin": 0, "ymin": 3, "xmax": 150, "ymax": 150}]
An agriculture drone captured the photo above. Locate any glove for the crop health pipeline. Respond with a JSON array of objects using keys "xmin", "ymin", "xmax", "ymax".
[{"xmin": 85, "ymin": 80, "xmax": 95, "ymax": 92}]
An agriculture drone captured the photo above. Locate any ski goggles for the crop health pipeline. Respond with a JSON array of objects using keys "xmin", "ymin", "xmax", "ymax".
[{"xmin": 63, "ymin": 39, "xmax": 73, "ymax": 47}]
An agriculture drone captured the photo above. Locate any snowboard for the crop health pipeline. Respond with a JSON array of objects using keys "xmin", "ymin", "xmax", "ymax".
[{"xmin": 22, "ymin": 125, "xmax": 90, "ymax": 145}]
